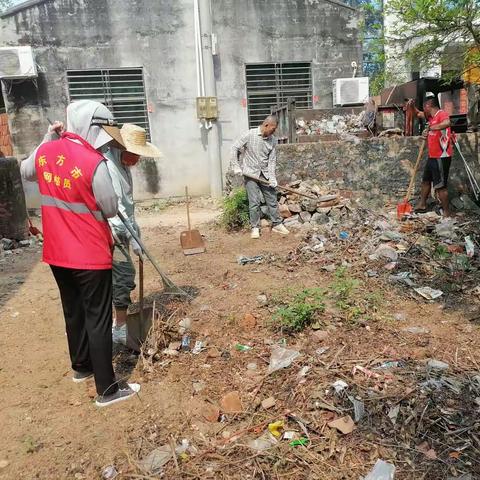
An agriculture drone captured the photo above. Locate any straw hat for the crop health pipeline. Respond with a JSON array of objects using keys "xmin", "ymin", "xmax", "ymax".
[{"xmin": 120, "ymin": 124, "xmax": 163, "ymax": 158}]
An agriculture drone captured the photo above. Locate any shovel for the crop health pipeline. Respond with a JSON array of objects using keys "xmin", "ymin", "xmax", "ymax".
[
  {"xmin": 180, "ymin": 186, "xmax": 205, "ymax": 255},
  {"xmin": 117, "ymin": 211, "xmax": 190, "ymax": 297},
  {"xmin": 397, "ymin": 138, "xmax": 426, "ymax": 219}
]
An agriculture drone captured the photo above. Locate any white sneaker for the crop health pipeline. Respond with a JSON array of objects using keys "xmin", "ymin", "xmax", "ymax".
[
  {"xmin": 112, "ymin": 324, "xmax": 127, "ymax": 345},
  {"xmin": 272, "ymin": 224, "xmax": 290, "ymax": 236},
  {"xmin": 251, "ymin": 228, "xmax": 260, "ymax": 239}
]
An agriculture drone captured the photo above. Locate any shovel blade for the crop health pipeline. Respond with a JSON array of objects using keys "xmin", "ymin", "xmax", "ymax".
[
  {"xmin": 397, "ymin": 201, "xmax": 412, "ymax": 220},
  {"xmin": 180, "ymin": 229, "xmax": 205, "ymax": 255}
]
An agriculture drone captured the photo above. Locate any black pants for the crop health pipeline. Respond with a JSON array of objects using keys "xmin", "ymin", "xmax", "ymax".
[{"xmin": 51, "ymin": 266, "xmax": 117, "ymax": 396}]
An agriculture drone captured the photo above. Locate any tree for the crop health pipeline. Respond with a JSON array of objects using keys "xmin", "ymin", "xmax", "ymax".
[
  {"xmin": 0, "ymin": 0, "xmax": 12, "ymax": 12},
  {"xmin": 359, "ymin": 0, "xmax": 387, "ymax": 95},
  {"xmin": 386, "ymin": 0, "xmax": 480, "ymax": 82}
]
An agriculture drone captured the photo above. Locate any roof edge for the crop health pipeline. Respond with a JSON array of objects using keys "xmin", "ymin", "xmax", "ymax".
[{"xmin": 1, "ymin": 0, "xmax": 52, "ymax": 19}]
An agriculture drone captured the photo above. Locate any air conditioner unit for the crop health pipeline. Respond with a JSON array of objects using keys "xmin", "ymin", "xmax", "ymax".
[
  {"xmin": 0, "ymin": 46, "xmax": 37, "ymax": 80},
  {"xmin": 333, "ymin": 77, "xmax": 369, "ymax": 106}
]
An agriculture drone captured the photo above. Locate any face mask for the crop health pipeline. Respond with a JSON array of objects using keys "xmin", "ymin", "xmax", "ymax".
[{"xmin": 122, "ymin": 152, "xmax": 140, "ymax": 166}]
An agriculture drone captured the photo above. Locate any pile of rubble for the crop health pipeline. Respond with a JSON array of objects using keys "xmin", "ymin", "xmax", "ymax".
[
  {"xmin": 0, "ymin": 237, "xmax": 38, "ymax": 258},
  {"xmin": 272, "ymin": 180, "xmax": 350, "ymax": 232},
  {"xmin": 296, "ymin": 113, "xmax": 367, "ymax": 136},
  {"xmin": 288, "ymin": 197, "xmax": 480, "ymax": 306}
]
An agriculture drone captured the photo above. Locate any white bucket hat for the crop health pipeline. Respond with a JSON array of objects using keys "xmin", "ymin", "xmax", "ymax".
[{"xmin": 120, "ymin": 124, "xmax": 162, "ymax": 158}]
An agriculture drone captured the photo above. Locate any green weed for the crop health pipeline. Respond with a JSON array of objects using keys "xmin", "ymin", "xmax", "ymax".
[
  {"xmin": 271, "ymin": 288, "xmax": 325, "ymax": 333},
  {"xmin": 221, "ymin": 188, "xmax": 250, "ymax": 231}
]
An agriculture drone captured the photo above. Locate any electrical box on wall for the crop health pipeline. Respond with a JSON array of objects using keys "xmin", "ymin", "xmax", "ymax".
[
  {"xmin": 0, "ymin": 46, "xmax": 37, "ymax": 80},
  {"xmin": 196, "ymin": 96, "xmax": 218, "ymax": 119}
]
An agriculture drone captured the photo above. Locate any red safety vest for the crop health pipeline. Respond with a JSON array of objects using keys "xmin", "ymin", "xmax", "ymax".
[{"xmin": 35, "ymin": 132, "xmax": 113, "ymax": 270}]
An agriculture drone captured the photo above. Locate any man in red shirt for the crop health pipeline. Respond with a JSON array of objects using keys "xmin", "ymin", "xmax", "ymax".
[{"xmin": 412, "ymin": 94, "xmax": 453, "ymax": 216}]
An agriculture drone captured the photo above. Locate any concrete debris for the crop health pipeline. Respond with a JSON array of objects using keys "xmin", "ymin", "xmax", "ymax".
[
  {"xmin": 296, "ymin": 113, "xmax": 365, "ymax": 136},
  {"xmin": 220, "ymin": 391, "xmax": 243, "ymax": 413}
]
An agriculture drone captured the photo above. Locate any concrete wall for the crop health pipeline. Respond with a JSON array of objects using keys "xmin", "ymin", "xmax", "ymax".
[
  {"xmin": 276, "ymin": 133, "xmax": 480, "ymax": 204},
  {"xmin": 0, "ymin": 0, "xmax": 362, "ymax": 205}
]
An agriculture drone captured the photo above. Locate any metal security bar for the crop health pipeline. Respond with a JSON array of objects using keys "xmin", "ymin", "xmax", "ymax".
[
  {"xmin": 66, "ymin": 68, "xmax": 150, "ymax": 137},
  {"xmin": 245, "ymin": 62, "xmax": 312, "ymax": 128}
]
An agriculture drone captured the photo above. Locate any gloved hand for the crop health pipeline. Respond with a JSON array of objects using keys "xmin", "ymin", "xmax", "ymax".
[
  {"xmin": 270, "ymin": 179, "xmax": 278, "ymax": 188},
  {"xmin": 233, "ymin": 166, "xmax": 243, "ymax": 175},
  {"xmin": 48, "ymin": 121, "xmax": 64, "ymax": 136},
  {"xmin": 130, "ymin": 238, "xmax": 143, "ymax": 257}
]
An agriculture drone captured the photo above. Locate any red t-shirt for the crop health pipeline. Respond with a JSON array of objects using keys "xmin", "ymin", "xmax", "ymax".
[{"xmin": 427, "ymin": 109, "xmax": 452, "ymax": 158}]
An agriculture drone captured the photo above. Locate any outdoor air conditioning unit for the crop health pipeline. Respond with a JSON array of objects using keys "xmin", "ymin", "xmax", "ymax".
[
  {"xmin": 0, "ymin": 46, "xmax": 37, "ymax": 80},
  {"xmin": 333, "ymin": 77, "xmax": 369, "ymax": 106}
]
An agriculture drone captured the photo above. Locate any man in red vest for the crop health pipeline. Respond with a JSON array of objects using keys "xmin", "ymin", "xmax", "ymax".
[
  {"xmin": 21, "ymin": 100, "xmax": 140, "ymax": 407},
  {"xmin": 410, "ymin": 93, "xmax": 453, "ymax": 217}
]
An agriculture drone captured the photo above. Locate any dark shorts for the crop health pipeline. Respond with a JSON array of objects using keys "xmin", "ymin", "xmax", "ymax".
[{"xmin": 422, "ymin": 157, "xmax": 451, "ymax": 190}]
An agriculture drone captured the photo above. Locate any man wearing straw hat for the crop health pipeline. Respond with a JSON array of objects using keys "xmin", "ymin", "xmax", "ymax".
[{"xmin": 102, "ymin": 124, "xmax": 162, "ymax": 346}]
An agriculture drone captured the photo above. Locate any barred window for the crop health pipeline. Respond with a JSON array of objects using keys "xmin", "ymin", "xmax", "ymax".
[
  {"xmin": 245, "ymin": 62, "xmax": 313, "ymax": 128},
  {"xmin": 66, "ymin": 67, "xmax": 150, "ymax": 137}
]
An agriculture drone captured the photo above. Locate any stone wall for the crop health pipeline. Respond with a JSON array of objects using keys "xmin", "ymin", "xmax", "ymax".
[{"xmin": 276, "ymin": 133, "xmax": 480, "ymax": 205}]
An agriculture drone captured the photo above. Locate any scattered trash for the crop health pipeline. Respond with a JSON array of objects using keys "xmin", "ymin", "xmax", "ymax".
[
  {"xmin": 261, "ymin": 396, "xmax": 276, "ymax": 410},
  {"xmin": 332, "ymin": 379, "xmax": 349, "ymax": 394},
  {"xmin": 402, "ymin": 326, "xmax": 430, "ymax": 334},
  {"xmin": 289, "ymin": 437, "xmax": 309, "ymax": 447},
  {"xmin": 389, "ymin": 271, "xmax": 416, "ymax": 287},
  {"xmin": 247, "ymin": 432, "xmax": 277, "ymax": 451},
  {"xmin": 192, "ymin": 340, "xmax": 206, "ymax": 354},
  {"xmin": 349, "ymin": 396, "xmax": 366, "ymax": 422},
  {"xmin": 375, "ymin": 361, "xmax": 405, "ymax": 369},
  {"xmin": 427, "ymin": 359, "xmax": 449, "ymax": 371},
  {"xmin": 268, "ymin": 420, "xmax": 284, "ymax": 437},
  {"xmin": 327, "ymin": 415, "xmax": 356, "ymax": 434},
  {"xmin": 282, "ymin": 431, "xmax": 296, "ymax": 440},
  {"xmin": 247, "ymin": 362, "xmax": 258, "ymax": 371},
  {"xmin": 257, "ymin": 294, "xmax": 268, "ymax": 305},
  {"xmin": 388, "ymin": 404, "xmax": 400, "ymax": 425},
  {"xmin": 102, "ymin": 465, "xmax": 118, "ymax": 480},
  {"xmin": 138, "ymin": 446, "xmax": 172, "ymax": 474},
  {"xmin": 237, "ymin": 255, "xmax": 264, "ymax": 265},
  {"xmin": 267, "ymin": 346, "xmax": 300, "ymax": 374},
  {"xmin": 414, "ymin": 286, "xmax": 443, "ymax": 300},
  {"xmin": 465, "ymin": 236, "xmax": 475, "ymax": 257},
  {"xmin": 181, "ymin": 335, "xmax": 191, "ymax": 351},
  {"xmin": 235, "ymin": 343, "xmax": 252, "ymax": 352},
  {"xmin": 369, "ymin": 245, "xmax": 398, "ymax": 262},
  {"xmin": 297, "ymin": 366, "xmax": 311, "ymax": 380},
  {"xmin": 315, "ymin": 346, "xmax": 330, "ymax": 355},
  {"xmin": 339, "ymin": 231, "xmax": 349, "ymax": 240},
  {"xmin": 435, "ymin": 218, "xmax": 457, "ymax": 239},
  {"xmin": 363, "ymin": 459, "xmax": 396, "ymax": 480},
  {"xmin": 178, "ymin": 317, "xmax": 192, "ymax": 334}
]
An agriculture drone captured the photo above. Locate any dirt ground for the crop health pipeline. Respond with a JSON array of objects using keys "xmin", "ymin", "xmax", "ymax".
[{"xmin": 0, "ymin": 202, "xmax": 479, "ymax": 480}]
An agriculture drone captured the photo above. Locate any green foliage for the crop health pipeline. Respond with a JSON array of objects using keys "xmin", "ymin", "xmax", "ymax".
[
  {"xmin": 386, "ymin": 0, "xmax": 480, "ymax": 81},
  {"xmin": 271, "ymin": 288, "xmax": 325, "ymax": 333},
  {"xmin": 0, "ymin": 0, "xmax": 11, "ymax": 10},
  {"xmin": 331, "ymin": 267, "xmax": 361, "ymax": 310},
  {"xmin": 221, "ymin": 188, "xmax": 250, "ymax": 231}
]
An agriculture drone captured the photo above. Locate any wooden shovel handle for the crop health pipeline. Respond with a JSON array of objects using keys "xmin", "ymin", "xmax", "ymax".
[
  {"xmin": 139, "ymin": 257, "xmax": 144, "ymax": 323},
  {"xmin": 185, "ymin": 186, "xmax": 191, "ymax": 232},
  {"xmin": 243, "ymin": 174, "xmax": 317, "ymax": 200},
  {"xmin": 405, "ymin": 138, "xmax": 426, "ymax": 201}
]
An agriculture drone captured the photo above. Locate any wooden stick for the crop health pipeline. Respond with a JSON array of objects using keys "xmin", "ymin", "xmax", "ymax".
[
  {"xmin": 243, "ymin": 173, "xmax": 318, "ymax": 200},
  {"xmin": 139, "ymin": 257, "xmax": 144, "ymax": 323},
  {"xmin": 404, "ymin": 138, "xmax": 426, "ymax": 202}
]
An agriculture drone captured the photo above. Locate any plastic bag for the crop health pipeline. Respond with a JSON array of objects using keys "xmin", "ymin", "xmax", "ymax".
[
  {"xmin": 267, "ymin": 346, "xmax": 300, "ymax": 374},
  {"xmin": 364, "ymin": 459, "xmax": 396, "ymax": 480}
]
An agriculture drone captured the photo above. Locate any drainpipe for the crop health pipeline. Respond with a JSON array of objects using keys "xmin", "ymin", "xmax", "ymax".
[{"xmin": 198, "ymin": 0, "xmax": 223, "ymax": 198}]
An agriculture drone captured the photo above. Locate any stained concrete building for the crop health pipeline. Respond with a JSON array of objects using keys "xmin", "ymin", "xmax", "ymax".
[{"xmin": 0, "ymin": 0, "xmax": 362, "ymax": 204}]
